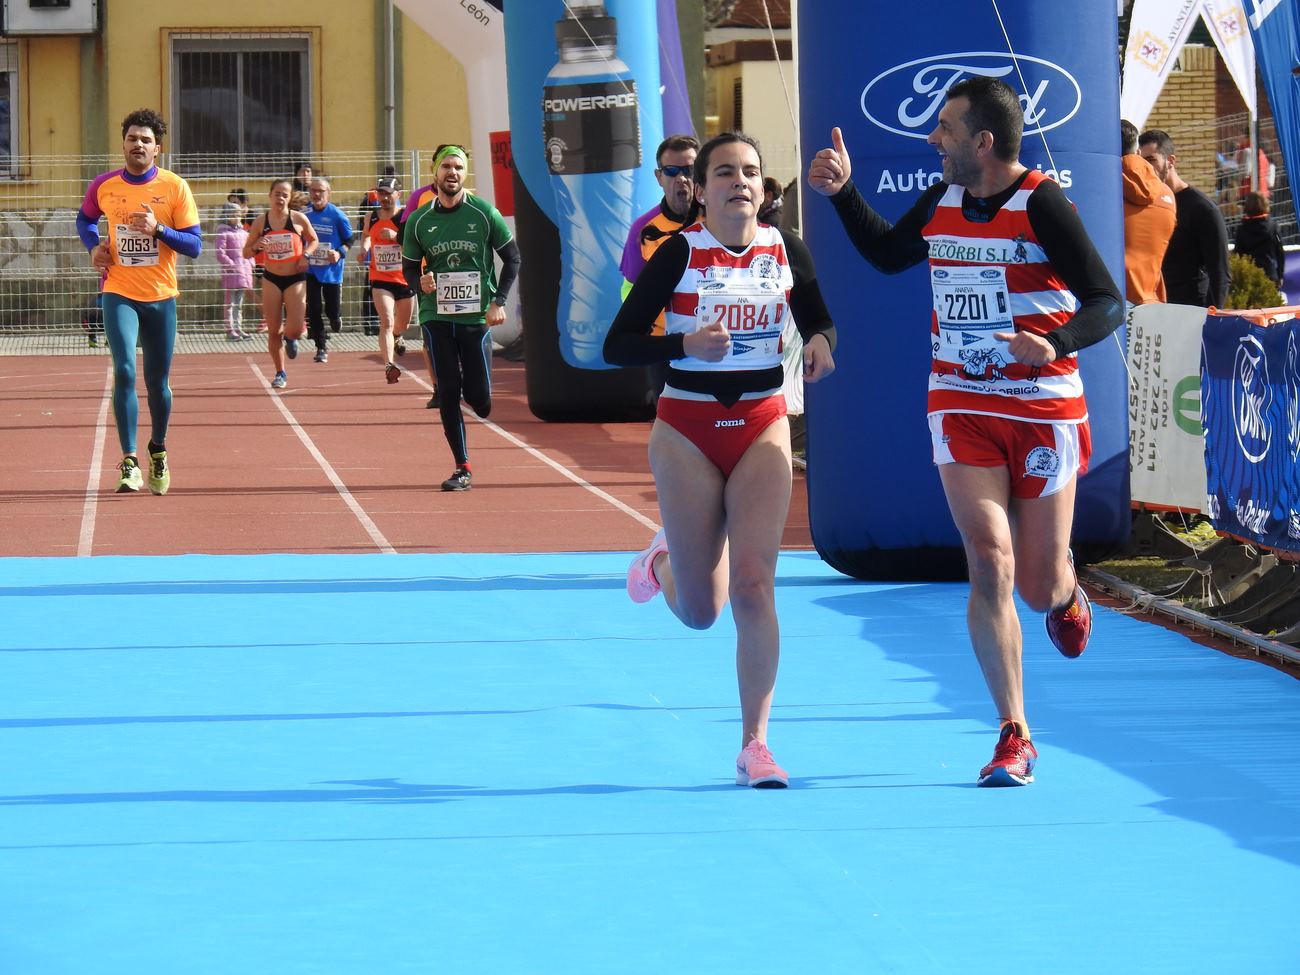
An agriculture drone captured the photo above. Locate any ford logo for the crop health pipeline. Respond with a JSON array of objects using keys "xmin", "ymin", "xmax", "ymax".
[
  {"xmin": 980, "ymin": 269, "xmax": 1000, "ymax": 279},
  {"xmin": 860, "ymin": 52, "xmax": 1082, "ymax": 140},
  {"xmin": 933, "ymin": 269, "xmax": 949, "ymax": 279}
]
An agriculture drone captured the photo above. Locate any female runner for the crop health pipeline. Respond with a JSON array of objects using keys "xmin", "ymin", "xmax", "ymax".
[
  {"xmin": 604, "ymin": 132, "xmax": 837, "ymax": 788},
  {"xmin": 244, "ymin": 178, "xmax": 318, "ymax": 388}
]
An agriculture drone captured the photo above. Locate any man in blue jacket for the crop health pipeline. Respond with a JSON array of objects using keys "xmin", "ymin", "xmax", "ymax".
[{"xmin": 305, "ymin": 176, "xmax": 354, "ymax": 362}]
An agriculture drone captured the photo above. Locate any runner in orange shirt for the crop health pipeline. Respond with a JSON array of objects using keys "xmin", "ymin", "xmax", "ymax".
[{"xmin": 77, "ymin": 108, "xmax": 201, "ymax": 495}]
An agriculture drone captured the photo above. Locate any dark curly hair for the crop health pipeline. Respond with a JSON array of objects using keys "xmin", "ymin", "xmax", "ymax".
[{"xmin": 121, "ymin": 109, "xmax": 167, "ymax": 141}]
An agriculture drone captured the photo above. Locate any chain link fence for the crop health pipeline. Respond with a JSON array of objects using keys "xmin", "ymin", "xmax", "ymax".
[
  {"xmin": 0, "ymin": 149, "xmax": 477, "ymax": 353},
  {"xmin": 0, "ymin": 121, "xmax": 1290, "ymax": 353}
]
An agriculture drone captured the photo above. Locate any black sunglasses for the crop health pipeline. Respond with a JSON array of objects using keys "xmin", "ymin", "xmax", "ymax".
[{"xmin": 658, "ymin": 164, "xmax": 693, "ymax": 179}]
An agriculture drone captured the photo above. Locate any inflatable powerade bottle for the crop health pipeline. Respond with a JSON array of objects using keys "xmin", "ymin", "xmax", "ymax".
[{"xmin": 542, "ymin": 0, "xmax": 641, "ymax": 368}]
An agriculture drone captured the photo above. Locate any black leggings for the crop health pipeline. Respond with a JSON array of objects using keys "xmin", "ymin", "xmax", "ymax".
[
  {"xmin": 422, "ymin": 319, "xmax": 492, "ymax": 466},
  {"xmin": 307, "ymin": 278, "xmax": 342, "ymax": 349}
]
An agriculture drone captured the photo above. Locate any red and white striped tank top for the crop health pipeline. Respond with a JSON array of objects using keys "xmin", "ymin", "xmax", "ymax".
[
  {"xmin": 664, "ymin": 222, "xmax": 793, "ymax": 376},
  {"xmin": 921, "ymin": 169, "xmax": 1085, "ymax": 423}
]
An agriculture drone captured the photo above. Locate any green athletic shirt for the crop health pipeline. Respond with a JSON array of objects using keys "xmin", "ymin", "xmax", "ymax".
[{"xmin": 401, "ymin": 193, "xmax": 513, "ymax": 325}]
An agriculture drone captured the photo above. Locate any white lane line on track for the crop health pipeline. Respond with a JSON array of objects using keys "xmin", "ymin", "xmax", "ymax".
[
  {"xmin": 403, "ymin": 368, "xmax": 660, "ymax": 532},
  {"xmin": 77, "ymin": 364, "xmax": 114, "ymax": 557},
  {"xmin": 250, "ymin": 362, "xmax": 397, "ymax": 554}
]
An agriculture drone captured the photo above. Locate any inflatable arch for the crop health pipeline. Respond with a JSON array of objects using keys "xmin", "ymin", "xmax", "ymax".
[{"xmin": 797, "ymin": 0, "xmax": 1130, "ymax": 580}]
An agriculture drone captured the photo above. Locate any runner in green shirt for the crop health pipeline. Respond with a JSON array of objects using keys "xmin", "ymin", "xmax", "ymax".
[{"xmin": 402, "ymin": 144, "xmax": 521, "ymax": 491}]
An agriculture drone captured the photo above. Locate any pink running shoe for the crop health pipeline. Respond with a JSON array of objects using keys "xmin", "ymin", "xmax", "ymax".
[
  {"xmin": 977, "ymin": 722, "xmax": 1038, "ymax": 787},
  {"xmin": 626, "ymin": 530, "xmax": 669, "ymax": 603},
  {"xmin": 735, "ymin": 739, "xmax": 789, "ymax": 788}
]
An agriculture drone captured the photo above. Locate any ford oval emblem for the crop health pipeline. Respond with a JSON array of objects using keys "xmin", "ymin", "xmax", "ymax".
[
  {"xmin": 860, "ymin": 51, "xmax": 1082, "ymax": 140},
  {"xmin": 981, "ymin": 269, "xmax": 1000, "ymax": 279}
]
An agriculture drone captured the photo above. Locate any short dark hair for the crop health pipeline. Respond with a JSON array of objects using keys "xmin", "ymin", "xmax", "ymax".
[
  {"xmin": 1243, "ymin": 191, "xmax": 1269, "ymax": 218},
  {"xmin": 1120, "ymin": 119, "xmax": 1139, "ymax": 155},
  {"xmin": 656, "ymin": 134, "xmax": 700, "ymax": 167},
  {"xmin": 945, "ymin": 76, "xmax": 1022, "ymax": 162},
  {"xmin": 693, "ymin": 131, "xmax": 763, "ymax": 187},
  {"xmin": 121, "ymin": 109, "xmax": 166, "ymax": 141},
  {"xmin": 1139, "ymin": 129, "xmax": 1175, "ymax": 156}
]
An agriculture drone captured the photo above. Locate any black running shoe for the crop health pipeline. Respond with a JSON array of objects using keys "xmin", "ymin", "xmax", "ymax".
[
  {"xmin": 441, "ymin": 467, "xmax": 472, "ymax": 492},
  {"xmin": 427, "ymin": 388, "xmax": 441, "ymax": 409}
]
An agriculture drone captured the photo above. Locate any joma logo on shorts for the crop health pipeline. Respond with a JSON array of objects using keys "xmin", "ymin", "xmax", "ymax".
[{"xmin": 715, "ymin": 418, "xmax": 746, "ymax": 428}]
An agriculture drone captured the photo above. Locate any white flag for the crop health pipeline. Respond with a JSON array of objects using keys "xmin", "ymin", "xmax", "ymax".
[
  {"xmin": 1121, "ymin": 0, "xmax": 1204, "ymax": 130},
  {"xmin": 1201, "ymin": 0, "xmax": 1257, "ymax": 117}
]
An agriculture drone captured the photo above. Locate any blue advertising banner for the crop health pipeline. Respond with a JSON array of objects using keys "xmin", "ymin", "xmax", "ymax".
[
  {"xmin": 1247, "ymin": 1, "xmax": 1300, "ymax": 206},
  {"xmin": 797, "ymin": 0, "xmax": 1129, "ymax": 580},
  {"xmin": 1203, "ymin": 311, "xmax": 1300, "ymax": 551},
  {"xmin": 503, "ymin": 0, "xmax": 665, "ymax": 418}
]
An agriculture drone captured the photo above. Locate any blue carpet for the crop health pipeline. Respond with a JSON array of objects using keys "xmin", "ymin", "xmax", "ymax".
[{"xmin": 1, "ymin": 552, "xmax": 1297, "ymax": 973}]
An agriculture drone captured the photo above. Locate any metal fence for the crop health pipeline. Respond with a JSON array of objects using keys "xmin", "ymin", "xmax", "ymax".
[
  {"xmin": 0, "ymin": 122, "xmax": 1289, "ymax": 348},
  {"xmin": 0, "ymin": 149, "xmax": 476, "ymax": 347}
]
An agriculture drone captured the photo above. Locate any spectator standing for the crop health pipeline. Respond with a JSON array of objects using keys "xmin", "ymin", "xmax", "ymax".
[
  {"xmin": 1139, "ymin": 129, "xmax": 1230, "ymax": 307},
  {"xmin": 620, "ymin": 135, "xmax": 700, "ymax": 319},
  {"xmin": 1234, "ymin": 191, "xmax": 1287, "ymax": 290},
  {"xmin": 1120, "ymin": 119, "xmax": 1176, "ymax": 305},
  {"xmin": 304, "ymin": 177, "xmax": 354, "ymax": 363},
  {"xmin": 215, "ymin": 201, "xmax": 255, "ymax": 340},
  {"xmin": 758, "ymin": 176, "xmax": 784, "ymax": 225}
]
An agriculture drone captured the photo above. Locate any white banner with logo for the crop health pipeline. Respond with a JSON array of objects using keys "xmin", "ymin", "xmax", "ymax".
[
  {"xmin": 1127, "ymin": 302, "xmax": 1207, "ymax": 512},
  {"xmin": 1121, "ymin": 0, "xmax": 1206, "ymax": 129},
  {"xmin": 1202, "ymin": 0, "xmax": 1257, "ymax": 118}
]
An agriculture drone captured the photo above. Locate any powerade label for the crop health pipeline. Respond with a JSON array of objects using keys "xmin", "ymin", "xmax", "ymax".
[{"xmin": 543, "ymin": 80, "xmax": 640, "ymax": 175}]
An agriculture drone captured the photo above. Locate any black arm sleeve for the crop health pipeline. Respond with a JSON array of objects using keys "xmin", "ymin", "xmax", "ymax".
[
  {"xmin": 781, "ymin": 231, "xmax": 836, "ymax": 352},
  {"xmin": 493, "ymin": 239, "xmax": 521, "ymax": 302},
  {"xmin": 827, "ymin": 179, "xmax": 942, "ymax": 274},
  {"xmin": 402, "ymin": 257, "xmax": 423, "ymax": 295},
  {"xmin": 603, "ymin": 234, "xmax": 690, "ymax": 366},
  {"xmin": 1202, "ymin": 202, "xmax": 1231, "ymax": 308},
  {"xmin": 1025, "ymin": 180, "xmax": 1125, "ymax": 357}
]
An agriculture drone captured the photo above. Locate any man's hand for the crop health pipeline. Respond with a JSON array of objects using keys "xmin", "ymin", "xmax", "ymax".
[
  {"xmin": 808, "ymin": 127, "xmax": 852, "ymax": 197},
  {"xmin": 486, "ymin": 302, "xmax": 506, "ymax": 327},
  {"xmin": 90, "ymin": 242, "xmax": 114, "ymax": 270},
  {"xmin": 129, "ymin": 203, "xmax": 158, "ymax": 236},
  {"xmin": 420, "ymin": 271, "xmax": 436, "ymax": 294},
  {"xmin": 993, "ymin": 330, "xmax": 1058, "ymax": 367},
  {"xmin": 684, "ymin": 320, "xmax": 731, "ymax": 361}
]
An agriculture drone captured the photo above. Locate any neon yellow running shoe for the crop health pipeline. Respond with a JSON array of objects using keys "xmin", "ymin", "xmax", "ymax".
[
  {"xmin": 147, "ymin": 448, "xmax": 170, "ymax": 496},
  {"xmin": 116, "ymin": 456, "xmax": 143, "ymax": 493}
]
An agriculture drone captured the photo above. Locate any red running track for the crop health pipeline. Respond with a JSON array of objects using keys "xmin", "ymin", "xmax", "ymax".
[{"xmin": 0, "ymin": 351, "xmax": 812, "ymax": 557}]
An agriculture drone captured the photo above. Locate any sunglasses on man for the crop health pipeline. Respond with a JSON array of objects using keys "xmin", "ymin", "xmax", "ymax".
[{"xmin": 657, "ymin": 164, "xmax": 693, "ymax": 179}]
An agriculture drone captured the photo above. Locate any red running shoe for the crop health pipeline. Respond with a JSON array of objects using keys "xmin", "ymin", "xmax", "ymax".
[
  {"xmin": 978, "ymin": 722, "xmax": 1038, "ymax": 787},
  {"xmin": 1046, "ymin": 557, "xmax": 1092, "ymax": 659}
]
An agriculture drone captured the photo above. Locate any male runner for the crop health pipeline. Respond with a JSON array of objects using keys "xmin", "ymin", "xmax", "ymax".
[
  {"xmin": 401, "ymin": 145, "xmax": 520, "ymax": 492},
  {"xmin": 808, "ymin": 76, "xmax": 1123, "ymax": 786},
  {"xmin": 78, "ymin": 108, "xmax": 201, "ymax": 495}
]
